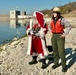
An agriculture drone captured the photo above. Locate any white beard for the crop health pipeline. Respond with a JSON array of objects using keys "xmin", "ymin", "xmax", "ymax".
[{"xmin": 33, "ymin": 19, "xmax": 38, "ymax": 25}]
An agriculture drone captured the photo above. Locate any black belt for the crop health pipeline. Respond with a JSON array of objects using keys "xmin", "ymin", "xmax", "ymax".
[{"xmin": 53, "ymin": 33, "xmax": 63, "ymax": 34}]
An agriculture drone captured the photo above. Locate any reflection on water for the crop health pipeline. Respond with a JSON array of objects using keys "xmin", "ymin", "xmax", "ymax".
[
  {"xmin": 10, "ymin": 20, "xmax": 19, "ymax": 28},
  {"xmin": 0, "ymin": 19, "xmax": 28, "ymax": 44},
  {"xmin": 10, "ymin": 20, "xmax": 27, "ymax": 29}
]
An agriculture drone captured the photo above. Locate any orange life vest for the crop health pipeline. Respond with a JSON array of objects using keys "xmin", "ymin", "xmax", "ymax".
[{"xmin": 50, "ymin": 19, "xmax": 64, "ymax": 33}]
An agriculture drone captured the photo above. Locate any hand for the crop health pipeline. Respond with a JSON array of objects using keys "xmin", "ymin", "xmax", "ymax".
[
  {"xmin": 60, "ymin": 34, "xmax": 65, "ymax": 38},
  {"xmin": 30, "ymin": 30, "xmax": 34, "ymax": 35},
  {"xmin": 35, "ymin": 33, "xmax": 40, "ymax": 36}
]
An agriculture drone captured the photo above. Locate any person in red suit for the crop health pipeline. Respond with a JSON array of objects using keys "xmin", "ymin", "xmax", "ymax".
[{"xmin": 26, "ymin": 11, "xmax": 48, "ymax": 69}]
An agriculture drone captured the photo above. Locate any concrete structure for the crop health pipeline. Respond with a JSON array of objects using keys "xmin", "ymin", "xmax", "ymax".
[
  {"xmin": 18, "ymin": 14, "xmax": 32, "ymax": 19},
  {"xmin": 21, "ymin": 11, "xmax": 26, "ymax": 15},
  {"xmin": 10, "ymin": 10, "xmax": 33, "ymax": 19},
  {"xmin": 10, "ymin": 10, "xmax": 20, "ymax": 19}
]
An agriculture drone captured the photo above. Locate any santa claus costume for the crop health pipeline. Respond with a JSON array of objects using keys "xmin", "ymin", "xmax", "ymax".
[{"xmin": 26, "ymin": 11, "xmax": 48, "ymax": 69}]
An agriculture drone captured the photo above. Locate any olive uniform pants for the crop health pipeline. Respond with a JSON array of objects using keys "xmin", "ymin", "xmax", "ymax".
[{"xmin": 51, "ymin": 34, "xmax": 66, "ymax": 68}]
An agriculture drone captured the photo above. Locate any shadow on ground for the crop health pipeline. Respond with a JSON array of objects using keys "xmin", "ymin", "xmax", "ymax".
[
  {"xmin": 39, "ymin": 46, "xmax": 76, "ymax": 69},
  {"xmin": 46, "ymin": 47, "xmax": 76, "ymax": 68},
  {"xmin": 46, "ymin": 45, "xmax": 54, "ymax": 66},
  {"xmin": 65, "ymin": 48, "xmax": 76, "ymax": 68}
]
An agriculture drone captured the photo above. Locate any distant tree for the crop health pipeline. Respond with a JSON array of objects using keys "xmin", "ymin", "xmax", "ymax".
[{"xmin": 41, "ymin": 2, "xmax": 76, "ymax": 15}]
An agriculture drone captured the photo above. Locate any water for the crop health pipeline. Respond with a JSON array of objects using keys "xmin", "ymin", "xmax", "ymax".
[{"xmin": 0, "ymin": 19, "xmax": 27, "ymax": 44}]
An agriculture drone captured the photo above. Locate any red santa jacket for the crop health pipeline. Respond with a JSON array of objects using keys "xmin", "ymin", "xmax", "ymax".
[
  {"xmin": 26, "ymin": 23, "xmax": 48, "ymax": 38},
  {"xmin": 26, "ymin": 22, "xmax": 48, "ymax": 56}
]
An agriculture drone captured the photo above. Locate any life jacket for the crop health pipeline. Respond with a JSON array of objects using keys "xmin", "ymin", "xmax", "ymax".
[{"xmin": 50, "ymin": 18, "xmax": 64, "ymax": 33}]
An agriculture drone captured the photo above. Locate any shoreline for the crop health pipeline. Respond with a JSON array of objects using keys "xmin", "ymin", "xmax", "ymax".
[{"xmin": 0, "ymin": 35, "xmax": 27, "ymax": 47}]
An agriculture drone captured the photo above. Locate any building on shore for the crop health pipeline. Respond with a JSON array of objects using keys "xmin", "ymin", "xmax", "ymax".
[
  {"xmin": 10, "ymin": 10, "xmax": 33, "ymax": 19},
  {"xmin": 10, "ymin": 10, "xmax": 20, "ymax": 19},
  {"xmin": 21, "ymin": 11, "xmax": 26, "ymax": 15}
]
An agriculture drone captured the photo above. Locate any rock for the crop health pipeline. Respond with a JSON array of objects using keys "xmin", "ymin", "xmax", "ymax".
[
  {"xmin": 0, "ymin": 61, "xmax": 2, "ymax": 65},
  {"xmin": 13, "ymin": 37, "xmax": 18, "ymax": 41},
  {"xmin": 1, "ymin": 46, "xmax": 7, "ymax": 50},
  {"xmin": 11, "ymin": 40, "xmax": 20, "ymax": 45},
  {"xmin": 0, "ymin": 51, "xmax": 7, "ymax": 57}
]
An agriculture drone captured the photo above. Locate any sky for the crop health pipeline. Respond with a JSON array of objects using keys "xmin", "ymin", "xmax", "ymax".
[{"xmin": 0, "ymin": 0, "xmax": 76, "ymax": 15}]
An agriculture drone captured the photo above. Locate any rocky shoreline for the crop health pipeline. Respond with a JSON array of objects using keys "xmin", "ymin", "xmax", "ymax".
[{"xmin": 0, "ymin": 28, "xmax": 76, "ymax": 75}]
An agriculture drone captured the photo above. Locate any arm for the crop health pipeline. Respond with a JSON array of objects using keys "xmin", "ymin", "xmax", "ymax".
[
  {"xmin": 48, "ymin": 23, "xmax": 51, "ymax": 32},
  {"xmin": 61, "ymin": 18, "xmax": 71, "ymax": 36},
  {"xmin": 44, "ymin": 23, "xmax": 48, "ymax": 34},
  {"xmin": 26, "ymin": 25, "xmax": 35, "ymax": 36},
  {"xmin": 26, "ymin": 19, "xmax": 34, "ymax": 35},
  {"xmin": 38, "ymin": 22, "xmax": 49, "ymax": 38},
  {"xmin": 48, "ymin": 19, "xmax": 53, "ymax": 36},
  {"xmin": 26, "ymin": 25, "xmax": 30, "ymax": 35}
]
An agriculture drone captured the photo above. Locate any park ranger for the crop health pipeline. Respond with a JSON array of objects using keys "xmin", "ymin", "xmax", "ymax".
[{"xmin": 49, "ymin": 7, "xmax": 71, "ymax": 72}]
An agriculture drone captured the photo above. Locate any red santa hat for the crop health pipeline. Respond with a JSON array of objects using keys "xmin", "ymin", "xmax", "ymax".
[{"xmin": 33, "ymin": 11, "xmax": 44, "ymax": 28}]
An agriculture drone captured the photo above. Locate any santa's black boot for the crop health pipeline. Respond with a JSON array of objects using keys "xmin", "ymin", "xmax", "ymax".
[
  {"xmin": 41, "ymin": 59, "xmax": 47, "ymax": 69},
  {"xmin": 29, "ymin": 56, "xmax": 38, "ymax": 65}
]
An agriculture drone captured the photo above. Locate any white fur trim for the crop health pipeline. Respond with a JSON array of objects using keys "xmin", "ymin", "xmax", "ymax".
[
  {"xmin": 26, "ymin": 28, "xmax": 31, "ymax": 35},
  {"xmin": 33, "ymin": 11, "xmax": 44, "ymax": 17},
  {"xmin": 26, "ymin": 19, "xmax": 33, "ymax": 35},
  {"xmin": 27, "ymin": 36, "xmax": 32, "ymax": 55},
  {"xmin": 39, "ymin": 54, "xmax": 44, "ymax": 59},
  {"xmin": 30, "ymin": 19, "xmax": 33, "ymax": 29},
  {"xmin": 39, "ymin": 28, "xmax": 45, "ymax": 38},
  {"xmin": 42, "ymin": 28, "xmax": 46, "ymax": 31},
  {"xmin": 33, "ymin": 12, "xmax": 36, "ymax": 17},
  {"xmin": 41, "ymin": 39, "xmax": 48, "ymax": 56},
  {"xmin": 27, "ymin": 19, "xmax": 33, "ymax": 55},
  {"xmin": 32, "ymin": 53, "xmax": 38, "ymax": 56}
]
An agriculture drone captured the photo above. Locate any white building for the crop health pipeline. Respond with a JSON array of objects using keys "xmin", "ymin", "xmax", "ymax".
[
  {"xmin": 21, "ymin": 11, "xmax": 26, "ymax": 15},
  {"xmin": 10, "ymin": 10, "xmax": 20, "ymax": 19},
  {"xmin": 10, "ymin": 10, "xmax": 33, "ymax": 19}
]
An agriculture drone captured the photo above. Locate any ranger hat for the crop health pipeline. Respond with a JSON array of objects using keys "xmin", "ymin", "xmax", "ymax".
[{"xmin": 53, "ymin": 7, "xmax": 60, "ymax": 12}]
